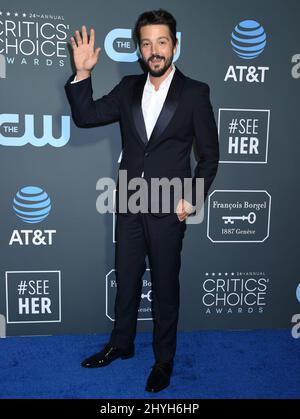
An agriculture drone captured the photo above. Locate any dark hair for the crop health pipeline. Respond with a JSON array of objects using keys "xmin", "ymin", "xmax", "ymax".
[{"xmin": 134, "ymin": 9, "xmax": 177, "ymax": 47}]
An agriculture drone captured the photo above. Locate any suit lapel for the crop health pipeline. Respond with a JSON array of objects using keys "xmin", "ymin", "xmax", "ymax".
[
  {"xmin": 148, "ymin": 68, "xmax": 185, "ymax": 146},
  {"xmin": 132, "ymin": 73, "xmax": 148, "ymax": 146},
  {"xmin": 132, "ymin": 66, "xmax": 185, "ymax": 148}
]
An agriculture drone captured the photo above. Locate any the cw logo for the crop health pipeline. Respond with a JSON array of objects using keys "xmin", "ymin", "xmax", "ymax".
[
  {"xmin": 0, "ymin": 114, "xmax": 70, "ymax": 147},
  {"xmin": 104, "ymin": 28, "xmax": 181, "ymax": 62}
]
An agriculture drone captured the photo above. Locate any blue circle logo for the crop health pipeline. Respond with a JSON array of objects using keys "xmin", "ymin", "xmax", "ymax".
[
  {"xmin": 13, "ymin": 186, "xmax": 51, "ymax": 223},
  {"xmin": 296, "ymin": 283, "xmax": 300, "ymax": 303},
  {"xmin": 231, "ymin": 20, "xmax": 266, "ymax": 59}
]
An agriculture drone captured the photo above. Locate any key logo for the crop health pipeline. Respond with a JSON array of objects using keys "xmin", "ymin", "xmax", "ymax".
[{"xmin": 207, "ymin": 190, "xmax": 271, "ymax": 243}]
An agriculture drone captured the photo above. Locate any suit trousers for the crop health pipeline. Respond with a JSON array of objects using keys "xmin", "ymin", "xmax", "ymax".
[{"xmin": 109, "ymin": 211, "xmax": 187, "ymax": 363}]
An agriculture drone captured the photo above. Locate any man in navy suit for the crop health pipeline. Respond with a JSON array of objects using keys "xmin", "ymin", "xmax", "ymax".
[{"xmin": 65, "ymin": 9, "xmax": 219, "ymax": 392}]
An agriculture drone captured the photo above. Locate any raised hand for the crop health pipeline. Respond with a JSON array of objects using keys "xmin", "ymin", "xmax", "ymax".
[{"xmin": 70, "ymin": 25, "xmax": 101, "ymax": 80}]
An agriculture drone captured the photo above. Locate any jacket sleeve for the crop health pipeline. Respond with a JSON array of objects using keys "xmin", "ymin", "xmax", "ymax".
[
  {"xmin": 191, "ymin": 83, "xmax": 219, "ymax": 206},
  {"xmin": 64, "ymin": 74, "xmax": 126, "ymax": 128}
]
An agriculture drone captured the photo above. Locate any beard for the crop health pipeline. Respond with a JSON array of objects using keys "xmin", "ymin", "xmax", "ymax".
[{"xmin": 142, "ymin": 53, "xmax": 174, "ymax": 77}]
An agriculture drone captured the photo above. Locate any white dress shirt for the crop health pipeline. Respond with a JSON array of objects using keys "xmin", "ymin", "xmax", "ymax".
[{"xmin": 142, "ymin": 64, "xmax": 176, "ymax": 140}]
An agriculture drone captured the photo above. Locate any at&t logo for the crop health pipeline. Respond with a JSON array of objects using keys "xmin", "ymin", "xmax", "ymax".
[
  {"xmin": 9, "ymin": 186, "xmax": 56, "ymax": 246},
  {"xmin": 225, "ymin": 20, "xmax": 269, "ymax": 83}
]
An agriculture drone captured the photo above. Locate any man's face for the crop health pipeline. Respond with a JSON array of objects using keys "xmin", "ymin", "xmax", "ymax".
[{"xmin": 139, "ymin": 24, "xmax": 177, "ymax": 77}]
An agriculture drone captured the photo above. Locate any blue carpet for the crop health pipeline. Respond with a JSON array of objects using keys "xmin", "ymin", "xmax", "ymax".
[{"xmin": 0, "ymin": 330, "xmax": 299, "ymax": 399}]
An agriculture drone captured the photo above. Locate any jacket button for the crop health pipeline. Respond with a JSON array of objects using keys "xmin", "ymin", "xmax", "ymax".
[{"xmin": 145, "ymin": 152, "xmax": 149, "ymax": 157}]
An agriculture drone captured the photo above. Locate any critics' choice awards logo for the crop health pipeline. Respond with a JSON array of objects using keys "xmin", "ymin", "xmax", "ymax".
[
  {"xmin": 202, "ymin": 271, "xmax": 269, "ymax": 315},
  {"xmin": 0, "ymin": 114, "xmax": 70, "ymax": 147},
  {"xmin": 207, "ymin": 190, "xmax": 271, "ymax": 243},
  {"xmin": 218, "ymin": 109, "xmax": 270, "ymax": 163},
  {"xmin": 9, "ymin": 186, "xmax": 56, "ymax": 246},
  {"xmin": 5, "ymin": 270, "xmax": 61, "ymax": 323},
  {"xmin": 0, "ymin": 10, "xmax": 69, "ymax": 69},
  {"xmin": 106, "ymin": 269, "xmax": 153, "ymax": 321},
  {"xmin": 225, "ymin": 19, "xmax": 269, "ymax": 83},
  {"xmin": 105, "ymin": 28, "xmax": 181, "ymax": 63}
]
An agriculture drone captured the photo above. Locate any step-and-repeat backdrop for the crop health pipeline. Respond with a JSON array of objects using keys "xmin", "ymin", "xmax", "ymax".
[{"xmin": 1, "ymin": 0, "xmax": 299, "ymax": 336}]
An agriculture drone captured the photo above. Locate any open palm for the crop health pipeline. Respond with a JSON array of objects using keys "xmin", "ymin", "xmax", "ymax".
[{"xmin": 70, "ymin": 25, "xmax": 101, "ymax": 73}]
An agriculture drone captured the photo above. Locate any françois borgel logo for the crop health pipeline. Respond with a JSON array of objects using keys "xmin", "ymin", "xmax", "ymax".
[
  {"xmin": 218, "ymin": 109, "xmax": 270, "ymax": 163},
  {"xmin": 106, "ymin": 269, "xmax": 153, "ymax": 321},
  {"xmin": 9, "ymin": 186, "xmax": 56, "ymax": 246},
  {"xmin": 0, "ymin": 114, "xmax": 70, "ymax": 147},
  {"xmin": 225, "ymin": 19, "xmax": 269, "ymax": 83},
  {"xmin": 0, "ymin": 10, "xmax": 69, "ymax": 69},
  {"xmin": 202, "ymin": 271, "xmax": 269, "ymax": 315},
  {"xmin": 207, "ymin": 190, "xmax": 271, "ymax": 243},
  {"xmin": 5, "ymin": 270, "xmax": 61, "ymax": 324}
]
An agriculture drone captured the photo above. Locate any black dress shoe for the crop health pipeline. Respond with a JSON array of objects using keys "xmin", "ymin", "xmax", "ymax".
[
  {"xmin": 81, "ymin": 343, "xmax": 134, "ymax": 368},
  {"xmin": 145, "ymin": 361, "xmax": 173, "ymax": 392}
]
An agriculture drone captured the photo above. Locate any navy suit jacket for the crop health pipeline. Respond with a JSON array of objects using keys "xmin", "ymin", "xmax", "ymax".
[{"xmin": 65, "ymin": 66, "xmax": 219, "ymax": 214}]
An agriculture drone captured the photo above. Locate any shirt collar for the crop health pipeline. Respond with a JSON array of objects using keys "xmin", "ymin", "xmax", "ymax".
[{"xmin": 145, "ymin": 64, "xmax": 176, "ymax": 92}]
